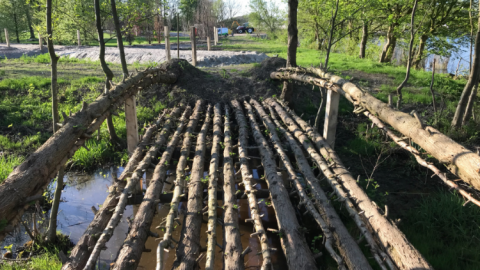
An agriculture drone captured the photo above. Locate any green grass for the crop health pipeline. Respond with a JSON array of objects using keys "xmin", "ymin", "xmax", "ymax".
[
  {"xmin": 0, "ymin": 155, "xmax": 24, "ymax": 183},
  {"xmin": 402, "ymin": 191, "xmax": 480, "ymax": 270},
  {"xmin": 0, "ymin": 252, "xmax": 62, "ymax": 270}
]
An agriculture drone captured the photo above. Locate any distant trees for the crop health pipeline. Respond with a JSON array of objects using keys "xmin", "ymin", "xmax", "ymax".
[
  {"xmin": 0, "ymin": 0, "xmax": 32, "ymax": 42},
  {"xmin": 249, "ymin": 0, "xmax": 285, "ymax": 35}
]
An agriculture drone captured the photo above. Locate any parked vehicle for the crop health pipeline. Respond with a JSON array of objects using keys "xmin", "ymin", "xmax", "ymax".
[
  {"xmin": 236, "ymin": 22, "xmax": 254, "ymax": 34},
  {"xmin": 217, "ymin": 27, "xmax": 229, "ymax": 37}
]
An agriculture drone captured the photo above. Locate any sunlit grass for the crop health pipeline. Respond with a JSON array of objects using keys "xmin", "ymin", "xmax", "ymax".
[{"xmin": 0, "ymin": 155, "xmax": 24, "ymax": 183}]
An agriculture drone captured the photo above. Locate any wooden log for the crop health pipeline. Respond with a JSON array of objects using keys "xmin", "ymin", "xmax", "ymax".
[
  {"xmin": 243, "ymin": 101, "xmax": 316, "ymax": 269},
  {"xmin": 112, "ymin": 105, "xmax": 192, "ymax": 270},
  {"xmin": 77, "ymin": 30, "xmax": 81, "ymax": 46},
  {"xmin": 207, "ymin": 36, "xmax": 211, "ymax": 51},
  {"xmin": 270, "ymin": 99, "xmax": 432, "ymax": 270},
  {"xmin": 364, "ymin": 110, "xmax": 480, "ymax": 208},
  {"xmin": 191, "ymin": 27, "xmax": 197, "ymax": 66},
  {"xmin": 84, "ymin": 107, "xmax": 189, "ymax": 269},
  {"xmin": 125, "ymin": 95, "xmax": 139, "ymax": 155},
  {"xmin": 222, "ymin": 104, "xmax": 244, "ymax": 270},
  {"xmin": 157, "ymin": 100, "xmax": 203, "ymax": 270},
  {"xmin": 172, "ymin": 104, "xmax": 212, "ymax": 270},
  {"xmin": 230, "ymin": 99, "xmax": 272, "ymax": 270},
  {"xmin": 1, "ymin": 68, "xmax": 178, "ymax": 243},
  {"xmin": 323, "ymin": 89, "xmax": 340, "ymax": 149},
  {"xmin": 271, "ymin": 67, "xmax": 480, "ymax": 192},
  {"xmin": 206, "ymin": 103, "xmax": 222, "ymax": 270},
  {"xmin": 252, "ymin": 99, "xmax": 371, "ymax": 270},
  {"xmin": 63, "ymin": 110, "xmax": 169, "ymax": 270},
  {"xmin": 165, "ymin": 26, "xmax": 171, "ymax": 61}
]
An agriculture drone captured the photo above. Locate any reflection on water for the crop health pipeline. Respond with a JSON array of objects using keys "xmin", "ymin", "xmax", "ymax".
[{"xmin": 1, "ymin": 167, "xmax": 287, "ymax": 269}]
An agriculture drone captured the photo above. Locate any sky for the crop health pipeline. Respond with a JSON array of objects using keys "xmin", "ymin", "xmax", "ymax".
[{"xmin": 236, "ymin": 0, "xmax": 287, "ymax": 17}]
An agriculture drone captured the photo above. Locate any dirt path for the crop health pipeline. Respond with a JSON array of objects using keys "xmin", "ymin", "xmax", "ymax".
[{"xmin": 0, "ymin": 43, "xmax": 268, "ymax": 67}]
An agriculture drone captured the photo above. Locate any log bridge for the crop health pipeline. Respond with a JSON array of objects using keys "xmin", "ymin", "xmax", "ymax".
[{"xmin": 2, "ymin": 60, "xmax": 480, "ymax": 269}]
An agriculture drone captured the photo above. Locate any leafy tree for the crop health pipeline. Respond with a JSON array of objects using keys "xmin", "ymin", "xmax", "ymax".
[{"xmin": 249, "ymin": 0, "xmax": 285, "ymax": 36}]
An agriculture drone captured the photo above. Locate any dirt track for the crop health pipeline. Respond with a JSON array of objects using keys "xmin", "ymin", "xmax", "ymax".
[{"xmin": 0, "ymin": 43, "xmax": 268, "ymax": 67}]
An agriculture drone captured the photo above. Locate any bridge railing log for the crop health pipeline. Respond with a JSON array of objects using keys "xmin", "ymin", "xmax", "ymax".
[
  {"xmin": 269, "ymin": 98, "xmax": 433, "ymax": 270},
  {"xmin": 62, "ymin": 109, "xmax": 171, "ymax": 270},
  {"xmin": 270, "ymin": 67, "xmax": 480, "ymax": 193},
  {"xmin": 156, "ymin": 100, "xmax": 203, "ymax": 270},
  {"xmin": 251, "ymin": 99, "xmax": 371, "ymax": 270},
  {"xmin": 0, "ymin": 67, "xmax": 178, "ymax": 242},
  {"xmin": 113, "ymin": 104, "xmax": 194, "ymax": 270},
  {"xmin": 244, "ymin": 101, "xmax": 317, "ymax": 269}
]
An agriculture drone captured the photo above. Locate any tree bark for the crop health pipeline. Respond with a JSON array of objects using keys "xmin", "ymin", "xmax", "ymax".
[
  {"xmin": 221, "ymin": 105, "xmax": 244, "ymax": 270},
  {"xmin": 45, "ymin": 166, "xmax": 65, "ymax": 242},
  {"xmin": 412, "ymin": 34, "xmax": 428, "ymax": 69},
  {"xmin": 462, "ymin": 82, "xmax": 478, "ymax": 125},
  {"xmin": 396, "ymin": 0, "xmax": 419, "ymax": 109},
  {"xmin": 0, "ymin": 68, "xmax": 177, "ymax": 243},
  {"xmin": 172, "ymin": 105, "xmax": 212, "ymax": 270},
  {"xmin": 280, "ymin": 0, "xmax": 298, "ymax": 104},
  {"xmin": 157, "ymin": 100, "xmax": 203, "ymax": 270},
  {"xmin": 313, "ymin": 87, "xmax": 325, "ymax": 129},
  {"xmin": 205, "ymin": 104, "xmax": 222, "ymax": 270},
  {"xmin": 379, "ymin": 23, "xmax": 397, "ymax": 63},
  {"xmin": 110, "ymin": 0, "xmax": 128, "ymax": 78},
  {"xmin": 13, "ymin": 12, "xmax": 19, "ymax": 43},
  {"xmin": 25, "ymin": 4, "xmax": 35, "ymax": 40},
  {"xmin": 359, "ymin": 20, "xmax": 368, "ymax": 59},
  {"xmin": 452, "ymin": 1, "xmax": 480, "ymax": 128},
  {"xmin": 269, "ymin": 98, "xmax": 432, "ymax": 270},
  {"xmin": 113, "ymin": 106, "xmax": 192, "ymax": 270},
  {"xmin": 324, "ymin": 0, "xmax": 339, "ymax": 69},
  {"xmin": 63, "ymin": 110, "xmax": 168, "ymax": 270},
  {"xmin": 230, "ymin": 99, "xmax": 272, "ymax": 270},
  {"xmin": 271, "ymin": 67, "xmax": 480, "ymax": 191},
  {"xmin": 244, "ymin": 101, "xmax": 317, "ymax": 270},
  {"xmin": 46, "ymin": 0, "xmax": 60, "ymax": 133}
]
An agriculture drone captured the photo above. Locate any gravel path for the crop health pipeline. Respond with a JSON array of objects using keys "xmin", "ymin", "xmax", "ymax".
[{"xmin": 0, "ymin": 43, "xmax": 269, "ymax": 67}]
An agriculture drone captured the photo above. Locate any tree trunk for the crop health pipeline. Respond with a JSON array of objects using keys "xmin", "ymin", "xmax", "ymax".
[
  {"xmin": 462, "ymin": 82, "xmax": 478, "ymax": 125},
  {"xmin": 379, "ymin": 23, "xmax": 397, "ymax": 63},
  {"xmin": 359, "ymin": 20, "xmax": 368, "ymax": 59},
  {"xmin": 324, "ymin": 0, "xmax": 339, "ymax": 69},
  {"xmin": 0, "ymin": 68, "xmax": 178, "ymax": 243},
  {"xmin": 172, "ymin": 105, "xmax": 212, "ymax": 270},
  {"xmin": 94, "ymin": 0, "xmax": 122, "ymax": 146},
  {"xmin": 412, "ymin": 34, "xmax": 428, "ymax": 69},
  {"xmin": 453, "ymin": 1, "xmax": 480, "ymax": 128},
  {"xmin": 13, "ymin": 12, "xmax": 19, "ymax": 43},
  {"xmin": 46, "ymin": 0, "xmax": 60, "ymax": 133},
  {"xmin": 45, "ymin": 166, "xmax": 64, "ymax": 242},
  {"xmin": 313, "ymin": 87, "xmax": 324, "ymax": 129},
  {"xmin": 110, "ymin": 0, "xmax": 128, "ymax": 78},
  {"xmin": 221, "ymin": 105, "xmax": 244, "ymax": 270},
  {"xmin": 396, "ymin": 0, "xmax": 418, "ymax": 109},
  {"xmin": 280, "ymin": 0, "xmax": 298, "ymax": 104},
  {"xmin": 244, "ymin": 101, "xmax": 317, "ymax": 269},
  {"xmin": 25, "ymin": 5, "xmax": 35, "ymax": 40}
]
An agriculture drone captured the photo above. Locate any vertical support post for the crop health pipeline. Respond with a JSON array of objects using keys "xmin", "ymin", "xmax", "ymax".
[
  {"xmin": 323, "ymin": 90, "xmax": 340, "ymax": 149},
  {"xmin": 207, "ymin": 36, "xmax": 211, "ymax": 51},
  {"xmin": 125, "ymin": 95, "xmax": 139, "ymax": 156},
  {"xmin": 213, "ymin": 27, "xmax": 217, "ymax": 45},
  {"xmin": 5, "ymin": 28, "xmax": 10, "ymax": 48},
  {"xmin": 191, "ymin": 26, "xmax": 197, "ymax": 66},
  {"xmin": 39, "ymin": 33, "xmax": 43, "ymax": 51},
  {"xmin": 177, "ymin": 14, "xmax": 180, "ymax": 59},
  {"xmin": 77, "ymin": 30, "xmax": 81, "ymax": 46},
  {"xmin": 164, "ymin": 26, "xmax": 171, "ymax": 61}
]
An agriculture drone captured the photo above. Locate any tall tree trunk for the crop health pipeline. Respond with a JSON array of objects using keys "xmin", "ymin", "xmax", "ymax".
[
  {"xmin": 462, "ymin": 82, "xmax": 478, "ymax": 125},
  {"xmin": 280, "ymin": 0, "xmax": 298, "ymax": 104},
  {"xmin": 396, "ymin": 0, "xmax": 418, "ymax": 109},
  {"xmin": 13, "ymin": 12, "xmax": 20, "ymax": 43},
  {"xmin": 412, "ymin": 34, "xmax": 428, "ymax": 69},
  {"xmin": 25, "ymin": 5, "xmax": 35, "ymax": 40},
  {"xmin": 44, "ymin": 0, "xmax": 62, "ymax": 243},
  {"xmin": 452, "ymin": 1, "xmax": 480, "ymax": 128},
  {"xmin": 94, "ymin": 0, "xmax": 122, "ymax": 146},
  {"xmin": 359, "ymin": 20, "xmax": 368, "ymax": 58},
  {"xmin": 379, "ymin": 23, "xmax": 397, "ymax": 63},
  {"xmin": 110, "ymin": 0, "xmax": 128, "ymax": 78}
]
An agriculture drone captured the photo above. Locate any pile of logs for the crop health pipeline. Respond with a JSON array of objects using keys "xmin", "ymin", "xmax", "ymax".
[{"xmin": 60, "ymin": 98, "xmax": 434, "ymax": 270}]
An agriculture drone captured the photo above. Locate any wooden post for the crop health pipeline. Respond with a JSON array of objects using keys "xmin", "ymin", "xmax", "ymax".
[
  {"xmin": 164, "ymin": 26, "xmax": 171, "ymax": 61},
  {"xmin": 177, "ymin": 14, "xmax": 180, "ymax": 59},
  {"xmin": 213, "ymin": 27, "xmax": 217, "ymax": 45},
  {"xmin": 323, "ymin": 90, "xmax": 340, "ymax": 149},
  {"xmin": 77, "ymin": 30, "xmax": 81, "ymax": 46},
  {"xmin": 39, "ymin": 33, "xmax": 43, "ymax": 51},
  {"xmin": 4, "ymin": 28, "xmax": 10, "ymax": 47},
  {"xmin": 125, "ymin": 95, "xmax": 139, "ymax": 155},
  {"xmin": 207, "ymin": 36, "xmax": 211, "ymax": 51},
  {"xmin": 191, "ymin": 27, "xmax": 197, "ymax": 66}
]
